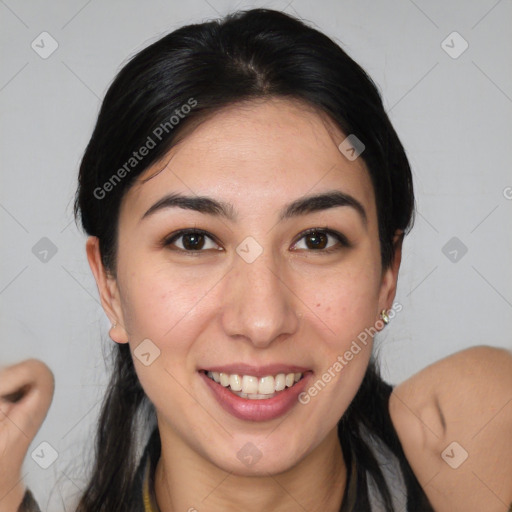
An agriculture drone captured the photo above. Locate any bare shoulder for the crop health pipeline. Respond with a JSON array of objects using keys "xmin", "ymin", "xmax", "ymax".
[{"xmin": 388, "ymin": 346, "xmax": 512, "ymax": 512}]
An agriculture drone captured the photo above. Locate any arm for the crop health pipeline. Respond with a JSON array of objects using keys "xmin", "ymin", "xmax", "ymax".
[
  {"xmin": 0, "ymin": 360, "xmax": 53, "ymax": 512},
  {"xmin": 389, "ymin": 345, "xmax": 512, "ymax": 512}
]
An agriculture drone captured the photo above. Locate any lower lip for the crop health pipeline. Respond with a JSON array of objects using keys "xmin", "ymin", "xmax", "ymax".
[{"xmin": 199, "ymin": 371, "xmax": 312, "ymax": 422}]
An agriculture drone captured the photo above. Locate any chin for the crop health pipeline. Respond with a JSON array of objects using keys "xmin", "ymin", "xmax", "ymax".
[{"xmin": 205, "ymin": 435, "xmax": 311, "ymax": 477}]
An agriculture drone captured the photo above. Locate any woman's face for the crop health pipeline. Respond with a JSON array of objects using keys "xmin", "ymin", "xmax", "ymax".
[{"xmin": 89, "ymin": 97, "xmax": 400, "ymax": 475}]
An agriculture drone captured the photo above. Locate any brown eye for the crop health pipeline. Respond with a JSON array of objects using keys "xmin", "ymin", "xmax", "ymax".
[
  {"xmin": 164, "ymin": 229, "xmax": 221, "ymax": 252},
  {"xmin": 292, "ymin": 228, "xmax": 350, "ymax": 253},
  {"xmin": 181, "ymin": 233, "xmax": 206, "ymax": 250},
  {"xmin": 304, "ymin": 231, "xmax": 328, "ymax": 249}
]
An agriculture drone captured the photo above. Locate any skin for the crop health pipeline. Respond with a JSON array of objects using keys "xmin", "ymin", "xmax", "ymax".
[
  {"xmin": 0, "ymin": 360, "xmax": 54, "ymax": 511},
  {"xmin": 87, "ymin": 97, "xmax": 402, "ymax": 511},
  {"xmin": 390, "ymin": 346, "xmax": 512, "ymax": 512},
  {"xmin": 1, "ymin": 97, "xmax": 510, "ymax": 511}
]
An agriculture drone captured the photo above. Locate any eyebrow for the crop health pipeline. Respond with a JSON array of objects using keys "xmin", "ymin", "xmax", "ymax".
[{"xmin": 140, "ymin": 190, "xmax": 367, "ymax": 227}]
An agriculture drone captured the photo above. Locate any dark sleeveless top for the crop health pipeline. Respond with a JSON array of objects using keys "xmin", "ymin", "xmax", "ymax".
[
  {"xmin": 139, "ymin": 427, "xmax": 360, "ymax": 511},
  {"xmin": 19, "ymin": 387, "xmax": 436, "ymax": 511},
  {"xmin": 136, "ymin": 418, "xmax": 435, "ymax": 511}
]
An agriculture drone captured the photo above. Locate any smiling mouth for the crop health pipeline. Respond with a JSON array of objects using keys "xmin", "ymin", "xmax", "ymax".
[{"xmin": 200, "ymin": 370, "xmax": 306, "ymax": 400}]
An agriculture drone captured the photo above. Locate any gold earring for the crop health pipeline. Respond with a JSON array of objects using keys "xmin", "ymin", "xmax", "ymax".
[
  {"xmin": 380, "ymin": 309, "xmax": 389, "ymax": 325},
  {"xmin": 112, "ymin": 321, "xmax": 117, "ymax": 329}
]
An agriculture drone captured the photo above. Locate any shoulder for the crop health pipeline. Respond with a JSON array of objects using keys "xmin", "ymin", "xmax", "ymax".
[{"xmin": 389, "ymin": 345, "xmax": 512, "ymax": 512}]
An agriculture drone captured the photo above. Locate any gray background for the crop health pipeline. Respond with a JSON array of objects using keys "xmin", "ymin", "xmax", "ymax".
[{"xmin": 1, "ymin": 0, "xmax": 511, "ymax": 509}]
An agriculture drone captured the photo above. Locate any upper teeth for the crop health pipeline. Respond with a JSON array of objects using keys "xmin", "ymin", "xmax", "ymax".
[{"xmin": 207, "ymin": 371, "xmax": 303, "ymax": 395}]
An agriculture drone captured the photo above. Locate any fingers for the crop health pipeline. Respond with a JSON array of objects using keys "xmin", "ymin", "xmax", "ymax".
[
  {"xmin": 0, "ymin": 359, "xmax": 55, "ymax": 439},
  {"xmin": 0, "ymin": 359, "xmax": 55, "ymax": 400},
  {"xmin": 0, "ymin": 360, "xmax": 54, "ymax": 510}
]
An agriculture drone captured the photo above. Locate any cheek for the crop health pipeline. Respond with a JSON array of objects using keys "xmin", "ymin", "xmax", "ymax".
[
  {"xmin": 294, "ymin": 251, "xmax": 381, "ymax": 411},
  {"xmin": 117, "ymin": 258, "xmax": 210, "ymax": 343},
  {"xmin": 300, "ymin": 256, "xmax": 382, "ymax": 345},
  {"xmin": 116, "ymin": 258, "xmax": 219, "ymax": 401},
  {"xmin": 117, "ymin": 265, "xmax": 209, "ymax": 413}
]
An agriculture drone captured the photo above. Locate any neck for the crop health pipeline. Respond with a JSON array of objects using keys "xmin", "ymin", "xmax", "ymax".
[{"xmin": 154, "ymin": 426, "xmax": 346, "ymax": 512}]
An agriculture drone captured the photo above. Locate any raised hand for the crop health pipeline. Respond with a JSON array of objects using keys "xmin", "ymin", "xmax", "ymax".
[{"xmin": 0, "ymin": 359, "xmax": 54, "ymax": 511}]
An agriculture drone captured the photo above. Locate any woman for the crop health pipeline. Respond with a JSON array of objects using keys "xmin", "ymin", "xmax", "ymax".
[{"xmin": 1, "ymin": 8, "xmax": 511, "ymax": 512}]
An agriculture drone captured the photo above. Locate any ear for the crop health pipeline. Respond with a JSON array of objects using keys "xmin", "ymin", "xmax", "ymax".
[
  {"xmin": 377, "ymin": 230, "xmax": 404, "ymax": 323},
  {"xmin": 85, "ymin": 236, "xmax": 129, "ymax": 344}
]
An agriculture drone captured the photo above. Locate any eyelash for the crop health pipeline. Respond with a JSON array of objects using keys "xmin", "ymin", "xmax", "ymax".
[{"xmin": 162, "ymin": 227, "xmax": 351, "ymax": 255}]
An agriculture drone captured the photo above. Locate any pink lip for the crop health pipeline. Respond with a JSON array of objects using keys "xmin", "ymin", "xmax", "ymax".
[
  {"xmin": 199, "ymin": 370, "xmax": 313, "ymax": 422},
  {"xmin": 200, "ymin": 363, "xmax": 311, "ymax": 379}
]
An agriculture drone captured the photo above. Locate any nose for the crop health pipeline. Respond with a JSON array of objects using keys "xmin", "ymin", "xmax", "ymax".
[{"xmin": 220, "ymin": 249, "xmax": 301, "ymax": 348}]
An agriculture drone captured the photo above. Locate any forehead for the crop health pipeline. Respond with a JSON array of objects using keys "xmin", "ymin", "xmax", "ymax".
[{"xmin": 121, "ymin": 97, "xmax": 376, "ymax": 223}]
